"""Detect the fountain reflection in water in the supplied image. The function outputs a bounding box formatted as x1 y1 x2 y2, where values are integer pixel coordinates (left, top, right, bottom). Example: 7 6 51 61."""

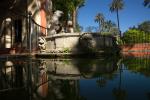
0 56 150 100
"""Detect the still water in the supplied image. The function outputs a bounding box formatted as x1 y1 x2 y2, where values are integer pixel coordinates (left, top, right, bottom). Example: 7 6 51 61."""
0 56 150 100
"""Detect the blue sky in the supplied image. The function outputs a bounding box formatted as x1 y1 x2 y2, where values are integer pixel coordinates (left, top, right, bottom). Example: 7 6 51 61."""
78 0 150 33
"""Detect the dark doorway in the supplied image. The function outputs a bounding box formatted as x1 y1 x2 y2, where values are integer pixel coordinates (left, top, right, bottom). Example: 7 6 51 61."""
14 19 22 43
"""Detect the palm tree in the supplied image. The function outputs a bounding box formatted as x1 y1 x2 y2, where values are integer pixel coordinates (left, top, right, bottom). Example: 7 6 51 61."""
113 59 127 100
104 20 116 32
144 0 150 8
110 0 124 37
94 13 105 33
69 0 85 31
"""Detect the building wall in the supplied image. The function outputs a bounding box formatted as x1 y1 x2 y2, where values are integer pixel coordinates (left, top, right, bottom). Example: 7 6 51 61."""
0 0 50 51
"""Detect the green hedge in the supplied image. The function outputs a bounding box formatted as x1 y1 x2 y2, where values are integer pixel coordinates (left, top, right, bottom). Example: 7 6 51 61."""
122 29 150 44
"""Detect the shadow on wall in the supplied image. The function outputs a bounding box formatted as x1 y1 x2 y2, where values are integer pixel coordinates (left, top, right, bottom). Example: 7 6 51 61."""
78 33 118 54
45 33 119 55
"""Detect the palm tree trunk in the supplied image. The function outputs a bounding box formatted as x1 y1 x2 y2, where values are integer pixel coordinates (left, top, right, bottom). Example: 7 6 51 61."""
99 21 101 33
72 8 77 30
116 9 121 37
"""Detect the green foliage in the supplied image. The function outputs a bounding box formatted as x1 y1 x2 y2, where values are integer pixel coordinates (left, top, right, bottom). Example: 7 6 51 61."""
110 27 120 36
109 0 124 37
116 36 123 45
52 0 69 23
102 20 119 36
101 32 112 35
138 20 150 33
103 20 116 32
123 57 150 76
94 13 119 36
122 29 150 44
144 0 150 8
52 0 85 29
63 48 71 53
95 13 105 32
109 0 124 12
122 21 150 44
85 26 97 32
75 23 83 32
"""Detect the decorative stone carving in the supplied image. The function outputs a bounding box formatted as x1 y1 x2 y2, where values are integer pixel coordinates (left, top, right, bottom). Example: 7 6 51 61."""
67 20 74 33
48 10 63 35
38 36 47 53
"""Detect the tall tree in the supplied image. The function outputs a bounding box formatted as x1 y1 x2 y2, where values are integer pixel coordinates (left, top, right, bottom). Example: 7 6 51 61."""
138 21 150 33
104 20 116 32
52 0 85 31
94 13 105 33
69 0 85 31
85 26 95 32
144 0 150 8
52 0 69 28
110 0 124 37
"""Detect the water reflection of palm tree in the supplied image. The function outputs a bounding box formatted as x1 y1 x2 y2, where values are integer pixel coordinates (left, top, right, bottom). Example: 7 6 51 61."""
113 59 127 100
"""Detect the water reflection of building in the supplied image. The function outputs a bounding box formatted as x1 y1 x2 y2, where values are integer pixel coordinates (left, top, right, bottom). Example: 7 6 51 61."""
0 58 30 100
0 57 119 100
0 59 25 89
0 0 51 54
0 58 48 100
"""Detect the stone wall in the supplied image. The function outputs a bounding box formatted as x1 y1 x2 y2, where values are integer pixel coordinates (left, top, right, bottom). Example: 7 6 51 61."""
45 33 116 53
46 33 81 52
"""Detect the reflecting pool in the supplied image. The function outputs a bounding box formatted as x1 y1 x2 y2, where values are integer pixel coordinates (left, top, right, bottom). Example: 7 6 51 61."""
0 56 150 100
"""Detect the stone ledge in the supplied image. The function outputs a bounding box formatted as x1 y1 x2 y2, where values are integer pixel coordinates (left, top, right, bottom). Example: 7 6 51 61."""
46 32 81 40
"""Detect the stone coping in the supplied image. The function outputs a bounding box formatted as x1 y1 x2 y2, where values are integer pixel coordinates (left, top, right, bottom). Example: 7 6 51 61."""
46 32 82 39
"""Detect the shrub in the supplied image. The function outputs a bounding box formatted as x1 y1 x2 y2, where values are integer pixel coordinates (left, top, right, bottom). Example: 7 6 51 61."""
122 29 150 44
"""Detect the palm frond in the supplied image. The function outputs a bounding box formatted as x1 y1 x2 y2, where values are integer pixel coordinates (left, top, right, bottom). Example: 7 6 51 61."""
110 0 124 12
144 0 150 8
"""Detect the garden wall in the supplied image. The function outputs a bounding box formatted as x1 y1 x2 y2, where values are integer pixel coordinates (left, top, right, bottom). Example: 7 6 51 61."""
45 33 115 53
121 43 150 57
121 43 150 52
